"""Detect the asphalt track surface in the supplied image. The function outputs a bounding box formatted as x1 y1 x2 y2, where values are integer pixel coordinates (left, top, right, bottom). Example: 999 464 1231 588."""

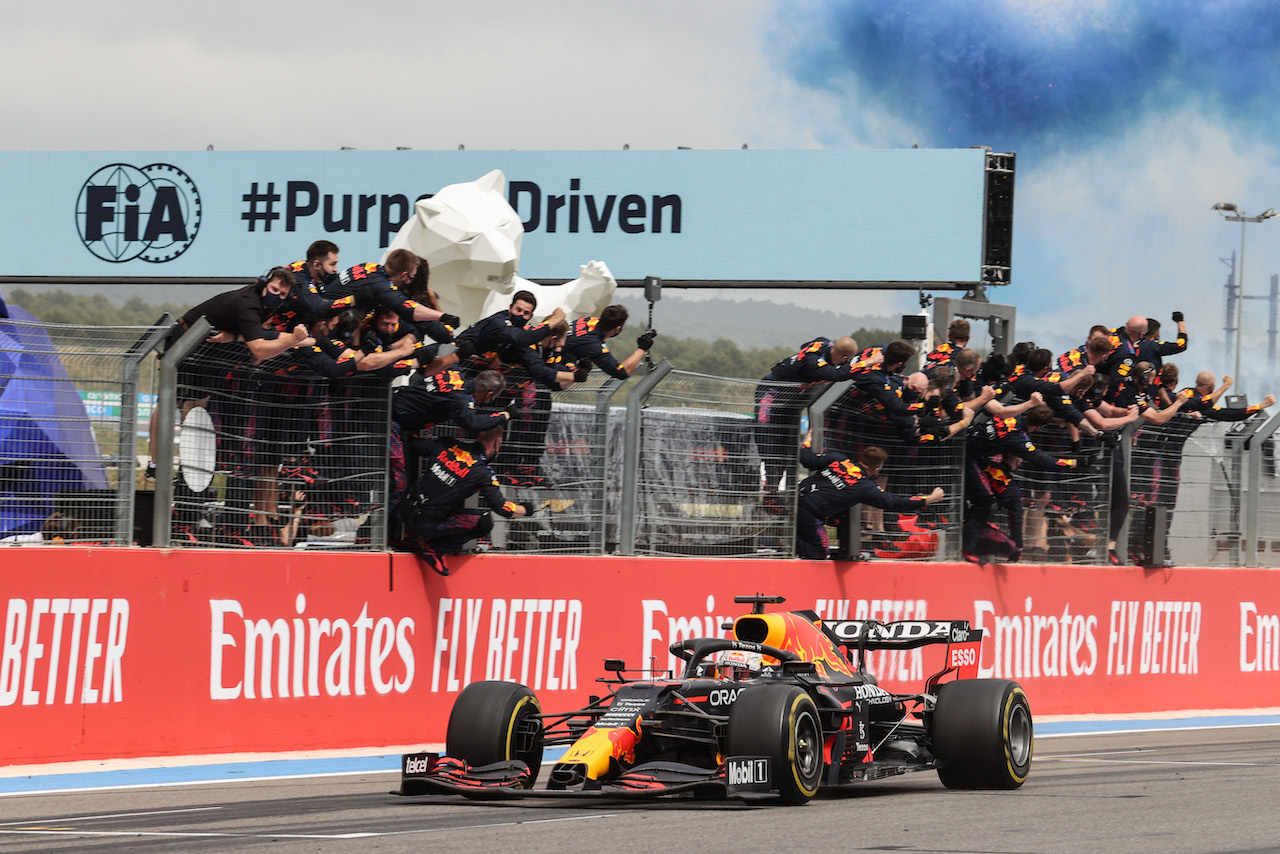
2 724 1279 854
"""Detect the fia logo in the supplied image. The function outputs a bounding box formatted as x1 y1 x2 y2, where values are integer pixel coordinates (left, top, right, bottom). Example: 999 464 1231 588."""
76 163 202 263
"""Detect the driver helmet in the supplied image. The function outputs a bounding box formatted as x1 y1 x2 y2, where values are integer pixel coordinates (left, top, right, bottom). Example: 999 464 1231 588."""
706 649 763 681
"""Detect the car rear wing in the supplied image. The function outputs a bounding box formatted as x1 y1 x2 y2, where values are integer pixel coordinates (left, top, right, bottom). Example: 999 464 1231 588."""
821 619 983 684
822 619 979 649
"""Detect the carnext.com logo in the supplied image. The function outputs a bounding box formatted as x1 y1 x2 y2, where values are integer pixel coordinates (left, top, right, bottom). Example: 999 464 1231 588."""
75 163 202 262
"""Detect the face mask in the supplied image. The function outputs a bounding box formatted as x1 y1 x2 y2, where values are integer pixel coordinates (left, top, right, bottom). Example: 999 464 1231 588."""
263 291 286 310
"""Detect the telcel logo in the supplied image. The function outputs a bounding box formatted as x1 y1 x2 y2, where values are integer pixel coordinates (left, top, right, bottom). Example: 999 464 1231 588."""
76 163 202 262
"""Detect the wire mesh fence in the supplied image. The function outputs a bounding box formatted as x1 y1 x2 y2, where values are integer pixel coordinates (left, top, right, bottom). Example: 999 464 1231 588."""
623 369 787 557
4 310 1280 566
1012 421 1110 565
818 387 965 561
0 317 162 546
1133 419 1248 567
163 338 393 549
1249 426 1280 568
486 375 622 555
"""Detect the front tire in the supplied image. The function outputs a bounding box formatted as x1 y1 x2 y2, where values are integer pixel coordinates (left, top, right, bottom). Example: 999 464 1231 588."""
727 685 824 804
932 679 1032 789
446 681 544 783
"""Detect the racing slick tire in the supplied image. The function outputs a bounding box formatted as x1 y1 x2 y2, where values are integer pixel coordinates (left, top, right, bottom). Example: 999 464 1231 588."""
931 679 1032 789
446 681 545 783
727 684 823 804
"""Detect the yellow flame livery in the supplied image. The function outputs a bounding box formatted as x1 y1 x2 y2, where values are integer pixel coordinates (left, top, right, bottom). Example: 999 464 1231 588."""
732 611 857 680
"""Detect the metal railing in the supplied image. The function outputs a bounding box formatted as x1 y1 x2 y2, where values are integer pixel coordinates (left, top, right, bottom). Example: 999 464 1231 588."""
618 365 791 557
816 384 967 561
489 375 625 554
156 322 395 550
0 317 167 546
1012 421 1111 565
2 313 1278 566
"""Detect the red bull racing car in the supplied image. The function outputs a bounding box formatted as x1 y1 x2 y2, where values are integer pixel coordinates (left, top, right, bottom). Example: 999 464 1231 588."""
398 595 1032 804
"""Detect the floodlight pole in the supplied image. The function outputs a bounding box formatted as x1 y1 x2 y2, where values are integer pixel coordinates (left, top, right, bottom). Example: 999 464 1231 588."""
1214 203 1277 393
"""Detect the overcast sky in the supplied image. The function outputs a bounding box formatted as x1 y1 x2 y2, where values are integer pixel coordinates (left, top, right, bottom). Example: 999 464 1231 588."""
7 0 1280 390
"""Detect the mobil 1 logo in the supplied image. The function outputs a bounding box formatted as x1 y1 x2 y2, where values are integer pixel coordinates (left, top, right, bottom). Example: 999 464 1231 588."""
76 163 202 262
725 756 771 793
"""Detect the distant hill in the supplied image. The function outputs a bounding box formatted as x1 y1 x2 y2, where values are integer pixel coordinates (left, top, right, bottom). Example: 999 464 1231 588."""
614 294 902 350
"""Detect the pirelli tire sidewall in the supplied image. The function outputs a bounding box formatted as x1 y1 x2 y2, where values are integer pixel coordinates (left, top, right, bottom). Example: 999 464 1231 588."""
727 684 824 804
445 680 545 782
932 678 1033 789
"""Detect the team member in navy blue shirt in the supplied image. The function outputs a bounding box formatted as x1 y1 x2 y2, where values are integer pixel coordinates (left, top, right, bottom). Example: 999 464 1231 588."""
1137 313 1188 372
756 336 867 493
563 304 655 380
794 442 944 559
394 427 535 574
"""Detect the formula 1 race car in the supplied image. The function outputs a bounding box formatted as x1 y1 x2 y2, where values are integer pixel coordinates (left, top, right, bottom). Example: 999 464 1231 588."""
398 595 1032 804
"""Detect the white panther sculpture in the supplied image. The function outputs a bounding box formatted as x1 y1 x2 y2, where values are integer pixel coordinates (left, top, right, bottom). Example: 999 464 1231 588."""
479 261 618 323
385 169 616 325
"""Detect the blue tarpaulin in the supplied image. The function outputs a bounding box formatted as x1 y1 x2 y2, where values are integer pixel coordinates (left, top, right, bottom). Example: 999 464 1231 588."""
0 306 109 535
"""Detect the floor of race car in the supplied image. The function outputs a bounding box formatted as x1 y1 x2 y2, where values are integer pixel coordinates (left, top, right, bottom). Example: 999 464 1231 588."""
4 712 1280 796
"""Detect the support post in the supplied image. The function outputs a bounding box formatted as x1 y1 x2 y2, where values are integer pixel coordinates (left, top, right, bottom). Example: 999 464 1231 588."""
618 360 673 555
151 318 212 547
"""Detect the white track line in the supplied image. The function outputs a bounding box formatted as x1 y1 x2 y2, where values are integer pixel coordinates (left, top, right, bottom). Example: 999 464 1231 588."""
1038 757 1278 767
0 807 221 826
0 812 617 840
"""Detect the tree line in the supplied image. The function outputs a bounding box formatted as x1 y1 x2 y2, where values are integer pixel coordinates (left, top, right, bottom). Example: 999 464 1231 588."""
4 287 895 381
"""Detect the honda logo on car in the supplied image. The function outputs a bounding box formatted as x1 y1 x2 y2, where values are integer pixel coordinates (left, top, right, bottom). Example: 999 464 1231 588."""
825 620 966 642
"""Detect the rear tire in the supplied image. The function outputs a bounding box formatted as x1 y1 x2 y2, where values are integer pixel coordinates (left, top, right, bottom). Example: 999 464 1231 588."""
932 679 1032 789
727 684 824 804
446 681 544 783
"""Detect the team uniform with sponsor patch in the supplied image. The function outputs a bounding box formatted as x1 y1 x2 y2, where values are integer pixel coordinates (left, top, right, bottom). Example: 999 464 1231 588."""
393 369 508 436
755 338 868 492
923 341 962 373
563 316 632 379
964 415 1078 559
1055 344 1089 376
396 438 523 568
995 364 1090 429
307 263 455 343
1137 328 1189 371
794 443 932 559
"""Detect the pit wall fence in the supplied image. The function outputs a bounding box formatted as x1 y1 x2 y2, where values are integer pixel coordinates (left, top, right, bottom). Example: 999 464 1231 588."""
3 547 1278 766
8 313 1280 568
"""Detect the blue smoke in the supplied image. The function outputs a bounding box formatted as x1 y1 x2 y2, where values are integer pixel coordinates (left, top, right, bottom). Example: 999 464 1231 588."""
774 1 1280 154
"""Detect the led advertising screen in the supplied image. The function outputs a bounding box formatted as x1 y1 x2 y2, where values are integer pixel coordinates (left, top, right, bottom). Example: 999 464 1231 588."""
0 149 992 284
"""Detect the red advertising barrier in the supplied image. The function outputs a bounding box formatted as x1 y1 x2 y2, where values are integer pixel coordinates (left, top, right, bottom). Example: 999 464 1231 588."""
3 547 1279 765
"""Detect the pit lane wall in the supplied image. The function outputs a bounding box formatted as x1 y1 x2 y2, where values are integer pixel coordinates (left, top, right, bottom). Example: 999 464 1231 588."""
3 548 1279 766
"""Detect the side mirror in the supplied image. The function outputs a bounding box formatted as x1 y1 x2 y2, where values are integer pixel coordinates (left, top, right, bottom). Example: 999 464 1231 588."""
603 659 626 673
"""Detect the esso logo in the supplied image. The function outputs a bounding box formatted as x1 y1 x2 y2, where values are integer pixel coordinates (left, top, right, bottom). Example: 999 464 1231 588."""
950 647 977 668
709 687 744 706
